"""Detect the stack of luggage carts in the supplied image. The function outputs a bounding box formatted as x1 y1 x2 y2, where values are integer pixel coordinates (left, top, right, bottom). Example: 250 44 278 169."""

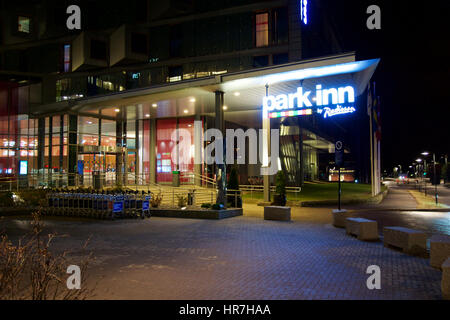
44 189 151 220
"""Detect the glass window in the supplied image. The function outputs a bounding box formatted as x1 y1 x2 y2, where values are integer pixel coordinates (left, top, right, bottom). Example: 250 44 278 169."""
156 119 177 182
100 119 116 137
79 134 98 146
78 116 98 135
18 16 30 33
273 52 289 65
138 119 150 183
178 118 195 182
63 44 71 72
253 55 269 68
168 66 182 82
100 136 116 147
273 7 289 45
255 13 269 47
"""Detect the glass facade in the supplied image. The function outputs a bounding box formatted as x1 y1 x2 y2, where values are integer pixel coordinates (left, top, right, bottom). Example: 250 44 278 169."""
0 83 38 189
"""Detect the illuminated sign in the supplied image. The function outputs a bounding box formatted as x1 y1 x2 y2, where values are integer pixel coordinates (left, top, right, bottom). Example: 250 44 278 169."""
300 0 308 25
262 84 356 119
318 106 356 118
19 160 28 175
269 109 312 119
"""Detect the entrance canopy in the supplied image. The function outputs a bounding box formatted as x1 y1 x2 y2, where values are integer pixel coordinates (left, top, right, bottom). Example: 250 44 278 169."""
35 52 379 129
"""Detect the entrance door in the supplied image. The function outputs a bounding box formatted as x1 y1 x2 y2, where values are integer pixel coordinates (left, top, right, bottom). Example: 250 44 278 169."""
78 152 117 187
126 151 136 184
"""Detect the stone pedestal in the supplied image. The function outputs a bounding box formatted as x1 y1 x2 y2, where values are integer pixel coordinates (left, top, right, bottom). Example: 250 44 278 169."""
331 209 353 228
345 217 379 241
442 258 450 300
383 226 427 255
264 206 291 221
430 234 450 269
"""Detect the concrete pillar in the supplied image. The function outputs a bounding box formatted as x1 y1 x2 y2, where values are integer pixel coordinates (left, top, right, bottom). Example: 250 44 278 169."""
194 114 202 186
135 119 139 185
37 117 45 177
115 110 124 186
215 91 226 207
68 114 78 187
263 84 271 202
149 118 156 184
299 126 304 186
48 116 53 186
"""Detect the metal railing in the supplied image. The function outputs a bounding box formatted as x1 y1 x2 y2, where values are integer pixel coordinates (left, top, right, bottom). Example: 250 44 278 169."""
237 185 301 200
179 172 217 188
1 172 303 204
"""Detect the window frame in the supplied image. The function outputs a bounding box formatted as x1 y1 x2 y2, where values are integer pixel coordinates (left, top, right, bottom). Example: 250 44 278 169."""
254 11 270 48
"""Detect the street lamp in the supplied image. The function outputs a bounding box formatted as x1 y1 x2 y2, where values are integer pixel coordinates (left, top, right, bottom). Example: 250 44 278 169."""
415 159 423 191
420 151 438 204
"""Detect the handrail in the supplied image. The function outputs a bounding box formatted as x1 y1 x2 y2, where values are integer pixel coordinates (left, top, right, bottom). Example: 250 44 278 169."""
180 172 217 188
238 184 301 192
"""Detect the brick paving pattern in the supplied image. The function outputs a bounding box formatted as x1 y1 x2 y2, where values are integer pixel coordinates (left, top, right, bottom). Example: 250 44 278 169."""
27 208 442 300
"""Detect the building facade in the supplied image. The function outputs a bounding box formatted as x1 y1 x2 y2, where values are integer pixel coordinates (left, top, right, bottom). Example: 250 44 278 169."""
0 0 375 190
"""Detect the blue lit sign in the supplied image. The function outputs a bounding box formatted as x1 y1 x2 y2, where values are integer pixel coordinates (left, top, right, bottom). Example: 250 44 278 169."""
300 0 308 25
262 84 356 119
19 160 28 175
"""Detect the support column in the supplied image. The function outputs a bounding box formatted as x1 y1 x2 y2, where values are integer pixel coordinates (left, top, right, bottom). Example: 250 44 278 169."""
135 119 139 185
263 84 271 202
115 110 125 186
68 114 78 187
48 116 53 186
215 91 226 207
37 118 45 181
194 114 202 186
149 118 156 184
299 126 304 186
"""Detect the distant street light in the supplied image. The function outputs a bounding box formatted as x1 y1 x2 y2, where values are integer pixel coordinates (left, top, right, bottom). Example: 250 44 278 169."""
419 151 438 203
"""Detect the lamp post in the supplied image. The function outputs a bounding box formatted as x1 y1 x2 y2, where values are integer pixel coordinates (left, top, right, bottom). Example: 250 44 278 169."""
433 152 438 204
416 158 422 192
421 152 430 196
420 151 438 204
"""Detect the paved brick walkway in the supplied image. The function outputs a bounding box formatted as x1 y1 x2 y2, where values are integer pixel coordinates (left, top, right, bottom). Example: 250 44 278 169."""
14 206 440 300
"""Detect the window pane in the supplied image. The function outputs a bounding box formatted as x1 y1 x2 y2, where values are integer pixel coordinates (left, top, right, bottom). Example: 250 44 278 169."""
255 13 269 47
64 44 71 72
18 16 30 33
156 119 177 182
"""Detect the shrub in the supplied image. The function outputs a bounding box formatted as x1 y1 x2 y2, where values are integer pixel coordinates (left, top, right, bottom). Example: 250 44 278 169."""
275 171 287 195
176 194 188 208
227 165 240 190
211 203 223 210
150 192 163 208
17 189 48 207
0 191 15 207
201 203 212 209
0 212 95 300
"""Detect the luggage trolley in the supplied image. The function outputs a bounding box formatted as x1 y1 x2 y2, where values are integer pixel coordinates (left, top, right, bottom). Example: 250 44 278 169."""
142 192 151 218
112 194 124 219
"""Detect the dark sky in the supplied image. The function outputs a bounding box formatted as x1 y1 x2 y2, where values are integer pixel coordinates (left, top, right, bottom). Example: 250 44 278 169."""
323 0 450 171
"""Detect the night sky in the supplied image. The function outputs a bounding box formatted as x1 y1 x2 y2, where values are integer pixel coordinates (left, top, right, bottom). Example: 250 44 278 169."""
324 0 450 172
